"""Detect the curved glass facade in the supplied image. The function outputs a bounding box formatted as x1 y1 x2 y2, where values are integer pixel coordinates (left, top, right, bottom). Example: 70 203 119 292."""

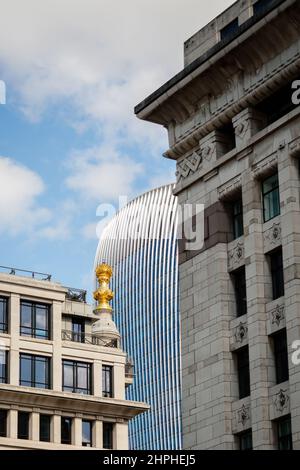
95 184 181 450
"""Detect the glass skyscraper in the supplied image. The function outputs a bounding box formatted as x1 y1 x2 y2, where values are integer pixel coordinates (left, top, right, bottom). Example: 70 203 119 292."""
95 184 181 450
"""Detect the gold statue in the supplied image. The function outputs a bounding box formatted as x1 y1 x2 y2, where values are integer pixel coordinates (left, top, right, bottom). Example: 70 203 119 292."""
93 263 114 312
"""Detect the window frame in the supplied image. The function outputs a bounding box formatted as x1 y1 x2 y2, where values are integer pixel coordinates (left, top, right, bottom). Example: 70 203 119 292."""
0 409 7 438
277 415 293 450
0 350 8 384
39 414 51 442
62 360 92 395
82 420 93 447
232 266 247 318
20 300 51 340
103 422 114 450
232 198 244 240
20 353 51 389
262 173 280 223
238 429 253 450
18 411 30 440
102 365 113 398
0 296 8 334
273 329 289 385
269 248 284 300
236 347 251 399
61 416 72 445
71 318 85 343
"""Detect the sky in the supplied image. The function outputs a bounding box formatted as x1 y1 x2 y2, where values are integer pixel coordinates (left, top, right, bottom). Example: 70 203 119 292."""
0 0 233 298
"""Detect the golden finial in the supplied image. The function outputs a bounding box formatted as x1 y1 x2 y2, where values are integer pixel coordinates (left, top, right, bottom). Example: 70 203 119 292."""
93 263 114 312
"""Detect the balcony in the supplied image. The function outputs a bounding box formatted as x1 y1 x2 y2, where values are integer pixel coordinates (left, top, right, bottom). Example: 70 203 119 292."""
65 287 87 303
0 265 51 281
61 330 118 348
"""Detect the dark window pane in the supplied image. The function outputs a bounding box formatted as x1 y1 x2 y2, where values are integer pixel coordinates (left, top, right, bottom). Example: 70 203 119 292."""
220 18 239 41
262 174 280 222
270 249 284 300
0 410 7 437
273 330 289 384
232 199 244 239
232 267 247 317
72 319 85 343
103 422 113 449
253 0 274 16
82 420 92 447
40 415 51 442
239 430 252 450
278 416 293 450
0 351 8 384
0 297 8 333
18 412 30 440
237 347 250 399
102 365 113 398
61 417 72 445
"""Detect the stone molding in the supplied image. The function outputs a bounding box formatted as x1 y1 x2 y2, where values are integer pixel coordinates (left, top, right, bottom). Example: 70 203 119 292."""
228 240 244 272
263 222 282 253
218 176 242 201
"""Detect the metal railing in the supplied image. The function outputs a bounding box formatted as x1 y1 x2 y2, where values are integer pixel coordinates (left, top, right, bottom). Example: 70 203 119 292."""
61 329 118 348
65 287 87 303
0 265 51 281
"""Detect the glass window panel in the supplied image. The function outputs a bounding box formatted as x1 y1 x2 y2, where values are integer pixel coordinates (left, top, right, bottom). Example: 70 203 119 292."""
40 415 51 442
18 412 29 440
0 410 7 437
63 362 74 388
103 422 113 449
61 417 72 444
82 420 92 447
35 357 48 388
20 355 32 385
77 365 88 390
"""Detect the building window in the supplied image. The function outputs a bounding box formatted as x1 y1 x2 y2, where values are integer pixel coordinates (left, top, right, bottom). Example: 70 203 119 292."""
18 412 30 440
61 417 72 445
232 267 247 317
0 410 7 437
232 199 244 239
72 318 85 343
20 354 50 389
40 414 51 442
277 416 293 450
0 351 8 384
262 174 280 222
0 297 8 333
20 300 50 339
238 429 253 450
102 365 113 398
269 248 284 300
273 329 289 384
82 420 93 447
253 0 274 16
62 360 92 395
220 18 239 41
236 347 250 399
103 422 114 449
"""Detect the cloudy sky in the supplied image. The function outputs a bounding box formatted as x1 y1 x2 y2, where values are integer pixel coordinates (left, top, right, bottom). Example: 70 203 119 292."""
0 0 233 296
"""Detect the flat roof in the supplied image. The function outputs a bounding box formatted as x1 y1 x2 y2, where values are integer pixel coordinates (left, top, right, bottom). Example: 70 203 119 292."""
134 0 287 116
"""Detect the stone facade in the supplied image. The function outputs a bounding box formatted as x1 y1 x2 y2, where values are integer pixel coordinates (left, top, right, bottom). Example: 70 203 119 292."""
0 271 148 449
136 0 300 449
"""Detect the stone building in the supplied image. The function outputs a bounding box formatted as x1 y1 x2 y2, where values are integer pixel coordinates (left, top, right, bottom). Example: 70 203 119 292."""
0 264 148 449
136 0 300 449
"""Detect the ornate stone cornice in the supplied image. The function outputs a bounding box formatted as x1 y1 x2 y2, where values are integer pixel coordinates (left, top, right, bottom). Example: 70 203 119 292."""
218 176 242 201
176 151 202 182
252 154 278 180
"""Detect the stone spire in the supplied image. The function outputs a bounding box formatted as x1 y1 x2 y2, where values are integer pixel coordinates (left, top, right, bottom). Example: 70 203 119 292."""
92 263 120 344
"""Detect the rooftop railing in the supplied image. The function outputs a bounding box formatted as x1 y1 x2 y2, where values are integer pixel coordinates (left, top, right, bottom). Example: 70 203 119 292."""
0 265 52 281
65 287 87 303
61 329 118 348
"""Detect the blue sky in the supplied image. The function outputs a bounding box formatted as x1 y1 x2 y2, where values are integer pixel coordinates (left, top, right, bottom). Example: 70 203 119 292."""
0 0 232 299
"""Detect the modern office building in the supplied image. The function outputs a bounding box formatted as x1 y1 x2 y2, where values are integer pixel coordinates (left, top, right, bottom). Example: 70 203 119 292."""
96 184 181 449
0 264 148 449
136 0 300 450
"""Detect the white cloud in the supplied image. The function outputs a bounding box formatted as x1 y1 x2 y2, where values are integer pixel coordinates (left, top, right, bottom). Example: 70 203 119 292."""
66 145 143 201
0 157 50 235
